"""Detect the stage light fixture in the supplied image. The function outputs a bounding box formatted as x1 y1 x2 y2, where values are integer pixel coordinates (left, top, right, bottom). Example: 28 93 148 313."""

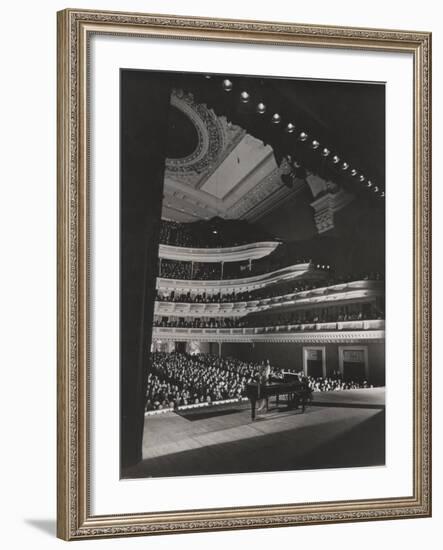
256 102 266 114
222 79 233 92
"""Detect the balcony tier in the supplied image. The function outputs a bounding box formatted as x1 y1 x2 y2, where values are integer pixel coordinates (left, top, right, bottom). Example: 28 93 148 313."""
155 280 384 317
152 320 385 343
158 241 280 263
156 262 320 292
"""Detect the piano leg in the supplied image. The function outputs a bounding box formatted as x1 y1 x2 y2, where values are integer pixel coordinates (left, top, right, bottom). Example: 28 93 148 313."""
251 398 256 421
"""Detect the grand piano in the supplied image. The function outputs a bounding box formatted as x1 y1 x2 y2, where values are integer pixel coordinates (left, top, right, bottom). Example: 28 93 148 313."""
246 374 312 421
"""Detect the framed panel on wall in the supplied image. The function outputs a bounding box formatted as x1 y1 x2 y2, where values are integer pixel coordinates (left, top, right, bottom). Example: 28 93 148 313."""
57 8 431 540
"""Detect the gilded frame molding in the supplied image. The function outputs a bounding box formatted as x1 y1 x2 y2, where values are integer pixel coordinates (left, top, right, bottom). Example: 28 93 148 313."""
57 8 432 540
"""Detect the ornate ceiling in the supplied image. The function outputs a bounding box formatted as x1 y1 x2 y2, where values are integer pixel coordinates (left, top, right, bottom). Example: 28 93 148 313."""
162 90 298 223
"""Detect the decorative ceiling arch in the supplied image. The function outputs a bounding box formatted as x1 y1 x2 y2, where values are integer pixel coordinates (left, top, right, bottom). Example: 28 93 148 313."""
161 91 354 228
165 89 245 184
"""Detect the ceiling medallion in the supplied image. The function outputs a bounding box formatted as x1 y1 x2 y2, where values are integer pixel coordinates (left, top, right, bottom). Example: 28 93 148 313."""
165 89 243 180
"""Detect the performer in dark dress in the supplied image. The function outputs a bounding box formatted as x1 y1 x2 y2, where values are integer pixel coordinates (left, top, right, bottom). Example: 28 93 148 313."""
256 360 271 413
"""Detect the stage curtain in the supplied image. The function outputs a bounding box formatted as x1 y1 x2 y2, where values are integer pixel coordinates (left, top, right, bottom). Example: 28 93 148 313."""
120 70 172 472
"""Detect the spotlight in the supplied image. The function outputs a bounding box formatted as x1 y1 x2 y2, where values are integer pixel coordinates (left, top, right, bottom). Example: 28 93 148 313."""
299 131 308 141
332 155 340 164
381 191 385 198
205 75 212 79
341 162 349 170
286 122 295 133
311 140 320 149
272 113 281 124
351 169 358 176
322 148 330 157
366 180 373 188
359 174 366 182
256 102 266 114
240 91 250 103
374 186 379 192
222 79 233 92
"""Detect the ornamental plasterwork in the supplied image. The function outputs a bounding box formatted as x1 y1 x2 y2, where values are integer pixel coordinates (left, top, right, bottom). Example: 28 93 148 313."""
163 95 306 222
165 89 245 186
229 155 309 221
313 207 335 234
228 166 290 219
151 328 385 344
311 189 354 234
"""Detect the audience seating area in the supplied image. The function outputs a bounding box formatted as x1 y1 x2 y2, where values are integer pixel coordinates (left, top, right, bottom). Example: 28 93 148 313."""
159 219 274 248
145 352 375 411
149 225 384 413
155 272 384 304
241 304 385 328
158 256 313 280
153 302 384 330
146 352 258 410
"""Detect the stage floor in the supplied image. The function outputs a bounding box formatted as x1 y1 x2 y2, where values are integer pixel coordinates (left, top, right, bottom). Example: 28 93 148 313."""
125 388 385 479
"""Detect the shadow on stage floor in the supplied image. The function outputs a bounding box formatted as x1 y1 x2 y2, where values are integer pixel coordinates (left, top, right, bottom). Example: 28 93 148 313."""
176 407 244 421
309 401 385 410
124 390 385 479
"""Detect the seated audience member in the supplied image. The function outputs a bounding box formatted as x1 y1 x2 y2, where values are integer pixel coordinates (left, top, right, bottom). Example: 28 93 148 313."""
145 352 376 411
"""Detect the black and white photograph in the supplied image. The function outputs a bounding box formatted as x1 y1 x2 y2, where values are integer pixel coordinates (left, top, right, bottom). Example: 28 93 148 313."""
1 0 438 545
120 70 386 479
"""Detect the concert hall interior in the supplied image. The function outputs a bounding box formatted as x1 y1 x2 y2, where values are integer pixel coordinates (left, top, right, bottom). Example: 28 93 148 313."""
120 70 386 478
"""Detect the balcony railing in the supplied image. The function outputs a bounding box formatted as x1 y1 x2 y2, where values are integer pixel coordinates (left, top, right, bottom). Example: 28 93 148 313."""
158 241 280 263
154 280 384 317
156 262 316 292
151 320 385 343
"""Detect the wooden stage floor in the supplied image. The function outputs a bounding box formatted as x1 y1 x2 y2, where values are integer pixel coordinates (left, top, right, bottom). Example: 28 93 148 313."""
124 388 385 479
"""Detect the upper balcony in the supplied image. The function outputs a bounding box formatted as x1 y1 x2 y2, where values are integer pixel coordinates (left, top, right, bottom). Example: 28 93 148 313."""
154 279 384 317
158 241 280 263
156 262 318 292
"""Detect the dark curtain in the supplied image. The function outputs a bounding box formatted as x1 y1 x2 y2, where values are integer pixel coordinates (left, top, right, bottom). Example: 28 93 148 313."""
120 70 171 472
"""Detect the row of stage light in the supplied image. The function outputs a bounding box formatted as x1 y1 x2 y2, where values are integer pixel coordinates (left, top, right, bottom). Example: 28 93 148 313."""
212 77 384 199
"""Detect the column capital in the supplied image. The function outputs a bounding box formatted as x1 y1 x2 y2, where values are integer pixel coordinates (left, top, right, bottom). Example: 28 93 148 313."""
310 189 354 234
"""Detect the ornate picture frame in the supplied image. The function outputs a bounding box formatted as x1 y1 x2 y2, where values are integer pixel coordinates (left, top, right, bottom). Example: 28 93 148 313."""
57 8 431 540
